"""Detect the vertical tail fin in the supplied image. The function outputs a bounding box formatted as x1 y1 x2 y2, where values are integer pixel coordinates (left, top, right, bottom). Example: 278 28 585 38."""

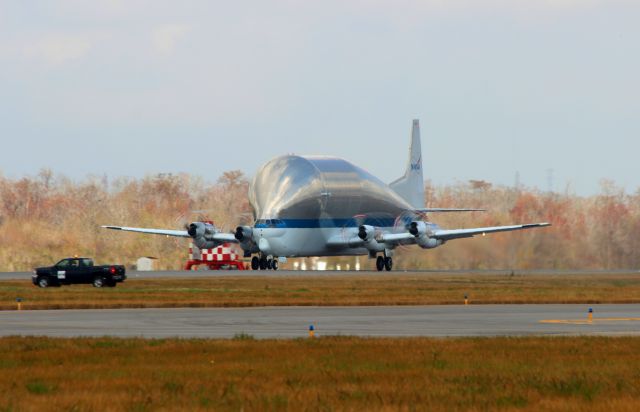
389 119 425 208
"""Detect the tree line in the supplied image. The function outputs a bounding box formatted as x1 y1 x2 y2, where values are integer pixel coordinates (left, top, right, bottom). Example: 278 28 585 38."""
0 169 637 271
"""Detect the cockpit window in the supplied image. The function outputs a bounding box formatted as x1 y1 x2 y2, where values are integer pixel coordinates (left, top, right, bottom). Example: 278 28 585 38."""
256 219 284 228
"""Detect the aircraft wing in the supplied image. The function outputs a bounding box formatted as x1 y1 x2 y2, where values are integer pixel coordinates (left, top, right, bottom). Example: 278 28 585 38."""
102 226 190 237
102 225 239 243
376 232 414 243
415 208 485 213
432 223 551 241
207 233 238 242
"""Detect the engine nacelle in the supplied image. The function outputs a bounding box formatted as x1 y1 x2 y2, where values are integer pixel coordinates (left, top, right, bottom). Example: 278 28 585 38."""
358 225 376 241
234 226 253 241
417 236 443 249
188 222 222 249
408 221 442 249
193 239 220 249
188 222 218 237
204 223 218 235
235 225 259 256
188 222 205 238
408 221 428 237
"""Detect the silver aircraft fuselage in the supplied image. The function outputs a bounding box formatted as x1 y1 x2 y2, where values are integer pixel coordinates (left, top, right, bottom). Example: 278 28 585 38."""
248 155 433 257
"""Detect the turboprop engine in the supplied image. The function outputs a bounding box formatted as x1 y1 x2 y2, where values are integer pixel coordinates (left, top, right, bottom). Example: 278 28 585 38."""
358 225 376 242
187 222 222 249
234 226 253 242
354 224 386 253
408 221 443 249
234 226 259 256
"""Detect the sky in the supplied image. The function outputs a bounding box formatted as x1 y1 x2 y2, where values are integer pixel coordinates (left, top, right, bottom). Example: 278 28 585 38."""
0 0 638 195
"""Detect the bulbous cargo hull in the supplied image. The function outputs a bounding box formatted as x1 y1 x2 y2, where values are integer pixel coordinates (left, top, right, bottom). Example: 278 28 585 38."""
248 155 415 257
249 155 413 225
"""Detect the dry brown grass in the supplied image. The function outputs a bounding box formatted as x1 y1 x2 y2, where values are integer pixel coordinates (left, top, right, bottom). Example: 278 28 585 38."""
1 336 639 411
2 273 640 310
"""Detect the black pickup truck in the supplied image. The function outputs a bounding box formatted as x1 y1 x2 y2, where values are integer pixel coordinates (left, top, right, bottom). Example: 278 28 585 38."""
32 258 126 288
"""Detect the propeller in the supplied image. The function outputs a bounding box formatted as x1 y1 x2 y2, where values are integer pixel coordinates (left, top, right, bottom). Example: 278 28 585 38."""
173 209 214 249
339 213 370 243
391 210 417 251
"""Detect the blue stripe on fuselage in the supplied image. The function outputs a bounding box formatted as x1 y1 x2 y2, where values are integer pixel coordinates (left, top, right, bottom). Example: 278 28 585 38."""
254 217 413 229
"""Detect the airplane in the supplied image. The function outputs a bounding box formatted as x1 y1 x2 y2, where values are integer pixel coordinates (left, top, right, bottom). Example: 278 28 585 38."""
103 120 550 271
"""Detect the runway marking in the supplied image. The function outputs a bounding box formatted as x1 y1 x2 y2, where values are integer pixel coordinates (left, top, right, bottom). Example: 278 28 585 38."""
540 317 640 325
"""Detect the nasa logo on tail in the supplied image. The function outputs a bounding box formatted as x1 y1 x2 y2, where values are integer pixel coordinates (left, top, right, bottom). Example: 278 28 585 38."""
410 156 422 171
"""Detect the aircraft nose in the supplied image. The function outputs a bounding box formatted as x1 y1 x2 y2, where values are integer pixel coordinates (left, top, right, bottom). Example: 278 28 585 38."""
258 238 272 255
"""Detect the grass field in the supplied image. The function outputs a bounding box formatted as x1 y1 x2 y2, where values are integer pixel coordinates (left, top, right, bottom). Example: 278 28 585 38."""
1 336 639 411
2 273 640 310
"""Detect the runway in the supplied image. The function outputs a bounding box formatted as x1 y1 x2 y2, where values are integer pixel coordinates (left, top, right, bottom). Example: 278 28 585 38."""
1 304 639 339
2 269 638 281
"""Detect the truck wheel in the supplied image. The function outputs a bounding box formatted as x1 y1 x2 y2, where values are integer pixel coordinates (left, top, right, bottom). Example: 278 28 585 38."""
93 276 105 288
37 277 49 288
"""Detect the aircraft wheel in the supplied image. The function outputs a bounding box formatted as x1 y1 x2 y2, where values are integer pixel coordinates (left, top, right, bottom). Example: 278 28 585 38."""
251 256 259 270
375 256 384 271
384 257 393 271
267 259 273 270
259 257 268 270
272 260 278 271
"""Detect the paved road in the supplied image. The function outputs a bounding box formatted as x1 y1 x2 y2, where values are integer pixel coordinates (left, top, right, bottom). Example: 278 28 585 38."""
1 304 639 339
2 269 639 281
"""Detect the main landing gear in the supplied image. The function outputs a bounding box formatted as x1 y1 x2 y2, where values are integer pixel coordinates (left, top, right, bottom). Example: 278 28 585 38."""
375 255 393 272
251 255 279 271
